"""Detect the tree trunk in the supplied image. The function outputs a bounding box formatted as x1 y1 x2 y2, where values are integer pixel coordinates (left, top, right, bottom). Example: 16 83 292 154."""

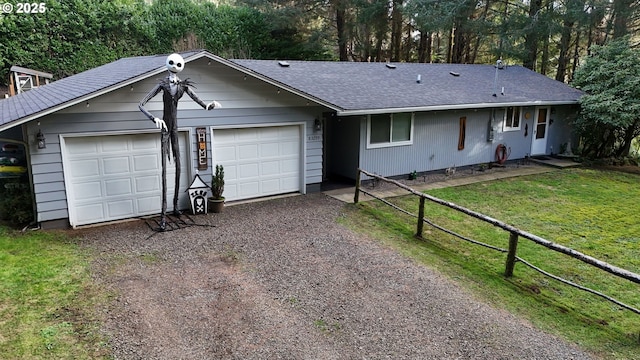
404 23 412 62
569 31 581 82
418 30 431 63
612 0 633 39
390 0 403 62
336 6 348 61
617 121 640 157
523 0 542 70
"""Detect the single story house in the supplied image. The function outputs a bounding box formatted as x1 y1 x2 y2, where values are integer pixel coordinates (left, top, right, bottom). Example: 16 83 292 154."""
0 50 582 229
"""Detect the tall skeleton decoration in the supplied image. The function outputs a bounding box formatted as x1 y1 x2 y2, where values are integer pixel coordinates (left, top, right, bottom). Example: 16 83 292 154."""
139 53 221 230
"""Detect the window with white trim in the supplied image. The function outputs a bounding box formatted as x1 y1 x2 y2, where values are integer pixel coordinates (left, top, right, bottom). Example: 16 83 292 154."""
367 113 414 148
503 107 522 131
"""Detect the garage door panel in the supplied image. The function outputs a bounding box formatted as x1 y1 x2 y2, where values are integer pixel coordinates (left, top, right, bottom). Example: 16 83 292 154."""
280 141 299 154
74 182 103 200
239 163 259 179
261 160 280 176
135 176 160 192
281 176 299 190
101 137 130 153
213 131 236 144
132 135 159 150
133 154 159 172
105 178 133 196
223 165 238 181
67 140 98 155
237 129 259 141
107 199 134 217
260 127 279 139
279 126 299 137
224 184 238 199
213 125 301 202
137 197 159 213
215 145 237 162
103 157 130 175
76 203 104 223
261 179 280 193
281 159 298 173
239 182 259 197
260 143 279 157
70 159 100 178
238 144 258 160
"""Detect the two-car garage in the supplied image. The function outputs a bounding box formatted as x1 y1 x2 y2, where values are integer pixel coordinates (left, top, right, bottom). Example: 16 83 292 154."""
61 124 303 227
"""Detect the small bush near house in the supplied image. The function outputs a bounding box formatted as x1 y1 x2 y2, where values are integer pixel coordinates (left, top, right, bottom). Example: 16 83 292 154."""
0 179 33 227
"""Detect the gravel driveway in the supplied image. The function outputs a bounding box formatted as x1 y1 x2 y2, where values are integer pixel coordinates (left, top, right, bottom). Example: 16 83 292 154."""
79 193 594 359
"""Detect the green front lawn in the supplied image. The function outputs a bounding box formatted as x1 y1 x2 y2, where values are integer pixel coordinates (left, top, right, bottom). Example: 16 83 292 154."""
344 168 640 359
0 228 108 359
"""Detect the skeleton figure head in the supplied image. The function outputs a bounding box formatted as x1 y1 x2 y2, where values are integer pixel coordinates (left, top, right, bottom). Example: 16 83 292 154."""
166 53 184 73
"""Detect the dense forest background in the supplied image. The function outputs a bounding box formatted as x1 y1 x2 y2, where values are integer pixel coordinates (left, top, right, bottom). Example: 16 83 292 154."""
1 0 638 86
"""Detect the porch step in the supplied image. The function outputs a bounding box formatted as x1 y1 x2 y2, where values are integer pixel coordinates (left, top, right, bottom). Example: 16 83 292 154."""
529 156 581 169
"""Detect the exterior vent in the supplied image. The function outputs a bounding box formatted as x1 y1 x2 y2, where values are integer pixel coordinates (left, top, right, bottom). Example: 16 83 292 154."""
278 61 290 67
450 71 460 77
386 63 396 69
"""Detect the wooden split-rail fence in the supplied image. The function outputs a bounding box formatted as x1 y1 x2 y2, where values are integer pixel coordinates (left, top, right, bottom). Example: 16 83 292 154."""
354 168 640 315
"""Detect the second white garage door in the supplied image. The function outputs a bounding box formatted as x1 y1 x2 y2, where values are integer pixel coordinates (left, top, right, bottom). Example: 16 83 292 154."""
212 125 302 201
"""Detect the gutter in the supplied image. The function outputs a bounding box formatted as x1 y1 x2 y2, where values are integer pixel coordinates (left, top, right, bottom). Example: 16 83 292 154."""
336 100 580 116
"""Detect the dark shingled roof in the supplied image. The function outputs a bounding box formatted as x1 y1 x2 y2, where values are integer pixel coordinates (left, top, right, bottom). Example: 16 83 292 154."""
230 60 583 115
0 51 201 130
1 50 582 131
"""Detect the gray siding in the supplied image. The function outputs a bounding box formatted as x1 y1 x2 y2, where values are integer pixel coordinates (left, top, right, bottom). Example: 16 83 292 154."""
357 105 575 179
359 109 496 178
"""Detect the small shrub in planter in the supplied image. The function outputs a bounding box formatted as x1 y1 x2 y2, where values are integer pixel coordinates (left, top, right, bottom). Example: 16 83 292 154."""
208 165 225 213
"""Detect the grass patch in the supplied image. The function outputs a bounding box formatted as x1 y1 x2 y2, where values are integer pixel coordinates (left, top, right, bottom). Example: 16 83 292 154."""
342 168 640 359
0 227 109 359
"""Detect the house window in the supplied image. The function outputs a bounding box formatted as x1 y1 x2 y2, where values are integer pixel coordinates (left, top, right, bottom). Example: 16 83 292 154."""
367 113 413 148
503 107 522 131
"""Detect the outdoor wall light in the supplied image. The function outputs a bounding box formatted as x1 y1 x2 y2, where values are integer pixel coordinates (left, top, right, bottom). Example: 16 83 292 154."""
36 130 46 149
314 118 322 131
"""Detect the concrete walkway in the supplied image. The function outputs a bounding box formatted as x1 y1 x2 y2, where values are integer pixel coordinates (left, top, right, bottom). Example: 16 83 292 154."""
324 165 560 203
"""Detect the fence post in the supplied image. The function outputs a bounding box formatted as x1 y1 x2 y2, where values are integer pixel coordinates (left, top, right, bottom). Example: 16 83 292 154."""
416 196 425 238
354 169 361 204
505 232 519 277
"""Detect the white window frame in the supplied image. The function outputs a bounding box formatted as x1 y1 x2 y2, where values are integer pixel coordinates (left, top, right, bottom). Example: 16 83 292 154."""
366 113 414 149
503 106 522 131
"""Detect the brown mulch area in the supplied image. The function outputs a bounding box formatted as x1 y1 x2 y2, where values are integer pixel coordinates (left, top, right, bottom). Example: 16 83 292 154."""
77 194 594 359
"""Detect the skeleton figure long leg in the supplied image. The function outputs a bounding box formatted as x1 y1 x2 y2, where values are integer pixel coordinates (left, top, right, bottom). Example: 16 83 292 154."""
171 128 181 216
160 130 169 228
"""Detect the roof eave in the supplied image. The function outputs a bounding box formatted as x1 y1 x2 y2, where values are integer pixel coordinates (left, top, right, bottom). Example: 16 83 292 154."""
335 100 580 116
0 52 342 133
0 52 214 133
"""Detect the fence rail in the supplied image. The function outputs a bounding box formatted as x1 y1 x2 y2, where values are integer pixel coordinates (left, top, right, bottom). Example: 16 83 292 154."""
354 168 640 315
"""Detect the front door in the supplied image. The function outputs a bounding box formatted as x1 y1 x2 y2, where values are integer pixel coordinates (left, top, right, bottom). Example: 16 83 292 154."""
531 107 549 155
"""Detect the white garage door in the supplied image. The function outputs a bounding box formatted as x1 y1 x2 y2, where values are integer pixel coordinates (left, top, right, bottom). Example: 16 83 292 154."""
63 133 188 226
213 125 302 201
